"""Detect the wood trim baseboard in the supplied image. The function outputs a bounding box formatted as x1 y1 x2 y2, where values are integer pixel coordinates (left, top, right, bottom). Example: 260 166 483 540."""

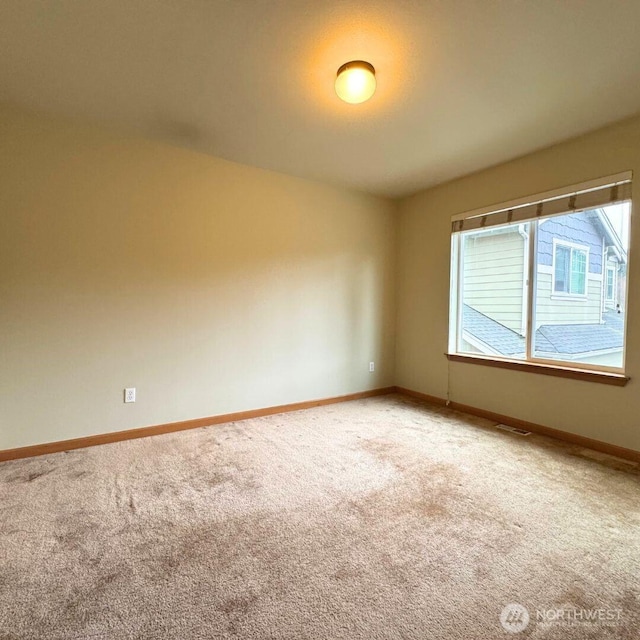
5 385 638 466
0 387 396 463
393 386 448 406
395 387 640 463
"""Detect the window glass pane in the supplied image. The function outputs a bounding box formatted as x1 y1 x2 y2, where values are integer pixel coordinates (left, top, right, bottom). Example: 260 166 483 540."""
606 268 615 300
458 224 528 359
554 244 570 292
570 249 587 294
533 204 630 369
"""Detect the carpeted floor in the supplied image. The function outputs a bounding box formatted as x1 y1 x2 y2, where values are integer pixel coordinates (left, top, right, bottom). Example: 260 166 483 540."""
1 394 639 639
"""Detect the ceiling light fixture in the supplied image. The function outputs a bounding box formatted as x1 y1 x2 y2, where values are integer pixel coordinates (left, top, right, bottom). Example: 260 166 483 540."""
335 60 376 104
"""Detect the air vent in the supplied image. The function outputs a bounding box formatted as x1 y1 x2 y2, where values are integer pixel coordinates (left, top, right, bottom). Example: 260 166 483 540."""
496 424 531 436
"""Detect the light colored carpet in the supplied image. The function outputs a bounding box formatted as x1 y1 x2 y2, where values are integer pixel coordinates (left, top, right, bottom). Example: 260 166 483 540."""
1 394 639 639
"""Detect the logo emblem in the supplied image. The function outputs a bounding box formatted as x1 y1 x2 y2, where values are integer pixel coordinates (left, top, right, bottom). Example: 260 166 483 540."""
500 603 530 634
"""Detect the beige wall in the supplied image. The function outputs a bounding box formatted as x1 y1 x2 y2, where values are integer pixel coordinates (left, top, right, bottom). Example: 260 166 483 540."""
0 108 397 450
396 113 640 452
4 104 640 454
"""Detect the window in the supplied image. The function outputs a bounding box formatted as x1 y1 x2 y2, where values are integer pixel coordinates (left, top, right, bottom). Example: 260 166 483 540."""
606 266 616 302
450 173 632 374
553 241 588 296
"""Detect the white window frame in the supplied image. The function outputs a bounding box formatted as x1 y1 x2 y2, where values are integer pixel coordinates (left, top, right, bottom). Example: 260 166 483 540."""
551 239 589 298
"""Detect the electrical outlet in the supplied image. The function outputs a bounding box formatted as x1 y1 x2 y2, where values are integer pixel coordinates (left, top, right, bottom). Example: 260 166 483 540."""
369 362 375 372
124 387 136 403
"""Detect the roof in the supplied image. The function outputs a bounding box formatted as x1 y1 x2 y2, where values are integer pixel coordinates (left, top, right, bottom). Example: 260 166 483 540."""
462 305 525 357
537 312 624 355
463 305 624 358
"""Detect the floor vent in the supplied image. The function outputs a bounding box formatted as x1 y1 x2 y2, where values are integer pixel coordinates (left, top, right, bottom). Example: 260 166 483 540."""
496 424 531 436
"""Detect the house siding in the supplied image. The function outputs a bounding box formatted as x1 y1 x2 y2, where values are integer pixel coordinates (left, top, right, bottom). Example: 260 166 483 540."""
462 229 525 334
462 215 606 337
534 272 602 325
535 211 604 325
537 211 603 273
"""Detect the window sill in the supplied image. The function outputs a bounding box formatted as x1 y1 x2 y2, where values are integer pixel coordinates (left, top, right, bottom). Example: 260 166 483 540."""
550 294 588 301
446 353 629 387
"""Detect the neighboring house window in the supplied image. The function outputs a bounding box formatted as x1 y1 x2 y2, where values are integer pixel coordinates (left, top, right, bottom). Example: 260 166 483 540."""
606 266 616 302
553 241 588 296
449 174 632 374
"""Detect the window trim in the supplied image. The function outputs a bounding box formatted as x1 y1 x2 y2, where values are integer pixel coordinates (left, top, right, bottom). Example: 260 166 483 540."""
452 171 632 225
446 353 629 386
551 238 589 297
449 179 632 377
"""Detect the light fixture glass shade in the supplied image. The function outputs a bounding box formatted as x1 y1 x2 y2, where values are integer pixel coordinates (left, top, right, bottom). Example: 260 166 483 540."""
335 60 376 104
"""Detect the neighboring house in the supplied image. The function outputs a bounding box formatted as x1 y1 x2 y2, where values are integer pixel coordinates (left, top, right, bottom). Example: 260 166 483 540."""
461 208 627 366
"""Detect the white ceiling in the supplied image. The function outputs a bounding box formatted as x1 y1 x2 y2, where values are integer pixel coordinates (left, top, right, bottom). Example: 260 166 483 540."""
2 1 640 198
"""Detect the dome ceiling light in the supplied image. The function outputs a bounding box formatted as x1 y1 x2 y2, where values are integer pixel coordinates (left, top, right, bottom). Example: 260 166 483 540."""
335 60 376 104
